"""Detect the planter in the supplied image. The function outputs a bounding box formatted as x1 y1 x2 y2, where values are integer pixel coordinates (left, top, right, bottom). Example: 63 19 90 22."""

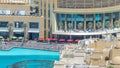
96 22 102 29
78 23 83 29
88 22 93 29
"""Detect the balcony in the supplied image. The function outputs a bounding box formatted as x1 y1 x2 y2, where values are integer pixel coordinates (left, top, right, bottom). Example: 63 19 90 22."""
0 27 9 32
13 28 24 32
0 7 41 17
53 28 120 35
28 28 39 33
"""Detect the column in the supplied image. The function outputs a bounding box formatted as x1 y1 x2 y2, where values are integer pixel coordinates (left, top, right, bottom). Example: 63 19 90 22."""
46 0 48 38
50 0 53 38
84 14 86 31
54 13 57 32
93 14 96 30
111 13 113 29
74 14 76 30
72 14 74 31
65 14 67 32
118 12 120 28
102 14 105 29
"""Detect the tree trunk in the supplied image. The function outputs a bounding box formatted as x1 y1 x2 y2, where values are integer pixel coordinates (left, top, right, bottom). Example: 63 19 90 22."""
9 23 13 41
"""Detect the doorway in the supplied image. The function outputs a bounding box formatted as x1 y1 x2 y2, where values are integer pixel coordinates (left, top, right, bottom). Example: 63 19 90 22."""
28 33 39 40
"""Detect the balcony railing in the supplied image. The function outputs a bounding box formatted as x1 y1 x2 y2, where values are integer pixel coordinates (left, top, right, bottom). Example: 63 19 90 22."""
13 28 24 32
0 13 41 17
28 28 39 32
0 27 9 31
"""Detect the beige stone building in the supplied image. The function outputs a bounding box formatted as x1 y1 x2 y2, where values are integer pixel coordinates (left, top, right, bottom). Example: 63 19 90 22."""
0 0 120 41
0 0 53 40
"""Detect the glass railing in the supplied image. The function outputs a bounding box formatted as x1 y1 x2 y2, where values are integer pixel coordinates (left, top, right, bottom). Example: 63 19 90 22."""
0 27 9 30
14 28 24 30
0 13 41 17
56 28 120 33
28 28 40 32
28 28 39 30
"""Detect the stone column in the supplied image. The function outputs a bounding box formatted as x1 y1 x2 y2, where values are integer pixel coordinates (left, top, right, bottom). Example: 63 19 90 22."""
111 13 113 29
93 14 96 30
102 14 105 29
65 14 67 32
84 14 86 31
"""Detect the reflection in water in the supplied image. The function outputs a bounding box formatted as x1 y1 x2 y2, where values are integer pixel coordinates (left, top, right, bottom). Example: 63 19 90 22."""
8 60 54 68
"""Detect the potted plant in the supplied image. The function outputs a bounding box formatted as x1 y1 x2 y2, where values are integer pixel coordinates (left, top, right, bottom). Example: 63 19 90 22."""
88 22 93 29
106 21 111 29
68 22 72 29
96 22 102 29
107 66 113 68
78 22 83 30
114 20 119 28
59 23 64 30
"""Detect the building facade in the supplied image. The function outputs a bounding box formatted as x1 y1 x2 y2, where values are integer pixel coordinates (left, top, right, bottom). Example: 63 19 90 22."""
0 0 53 40
53 0 120 39
0 0 120 40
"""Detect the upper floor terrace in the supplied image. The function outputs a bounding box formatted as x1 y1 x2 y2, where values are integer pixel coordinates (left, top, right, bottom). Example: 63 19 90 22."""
57 0 120 9
0 0 42 16
0 0 30 4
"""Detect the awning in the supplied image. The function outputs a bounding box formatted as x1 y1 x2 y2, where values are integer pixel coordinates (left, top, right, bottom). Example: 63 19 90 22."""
67 39 73 43
74 39 80 43
51 38 57 41
59 39 65 42
38 38 44 41
12 36 17 39
46 38 52 41
0 36 3 39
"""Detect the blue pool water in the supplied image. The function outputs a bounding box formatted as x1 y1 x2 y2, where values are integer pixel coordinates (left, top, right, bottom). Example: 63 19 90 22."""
0 47 60 68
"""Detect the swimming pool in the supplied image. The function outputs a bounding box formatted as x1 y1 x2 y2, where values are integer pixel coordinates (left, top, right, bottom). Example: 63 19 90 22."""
0 47 60 68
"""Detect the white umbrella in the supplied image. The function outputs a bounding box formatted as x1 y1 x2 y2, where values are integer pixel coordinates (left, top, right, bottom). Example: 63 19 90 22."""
18 37 23 40
0 36 3 39
12 36 17 40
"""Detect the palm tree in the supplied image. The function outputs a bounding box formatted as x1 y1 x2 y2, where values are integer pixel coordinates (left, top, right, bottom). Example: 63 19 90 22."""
23 23 27 42
8 23 13 41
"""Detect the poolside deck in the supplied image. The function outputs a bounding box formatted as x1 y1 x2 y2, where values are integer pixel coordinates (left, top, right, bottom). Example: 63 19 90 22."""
0 41 64 52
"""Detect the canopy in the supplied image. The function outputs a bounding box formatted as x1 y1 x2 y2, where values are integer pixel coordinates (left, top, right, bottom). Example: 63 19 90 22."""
67 39 73 43
51 38 57 41
74 39 80 43
18 37 23 40
12 36 17 39
46 38 52 41
59 39 65 42
38 38 44 41
0 36 3 39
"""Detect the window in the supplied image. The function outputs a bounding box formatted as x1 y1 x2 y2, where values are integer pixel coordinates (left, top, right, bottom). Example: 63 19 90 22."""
14 10 26 15
0 21 8 27
30 6 39 16
0 10 10 15
29 22 39 29
14 21 23 28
